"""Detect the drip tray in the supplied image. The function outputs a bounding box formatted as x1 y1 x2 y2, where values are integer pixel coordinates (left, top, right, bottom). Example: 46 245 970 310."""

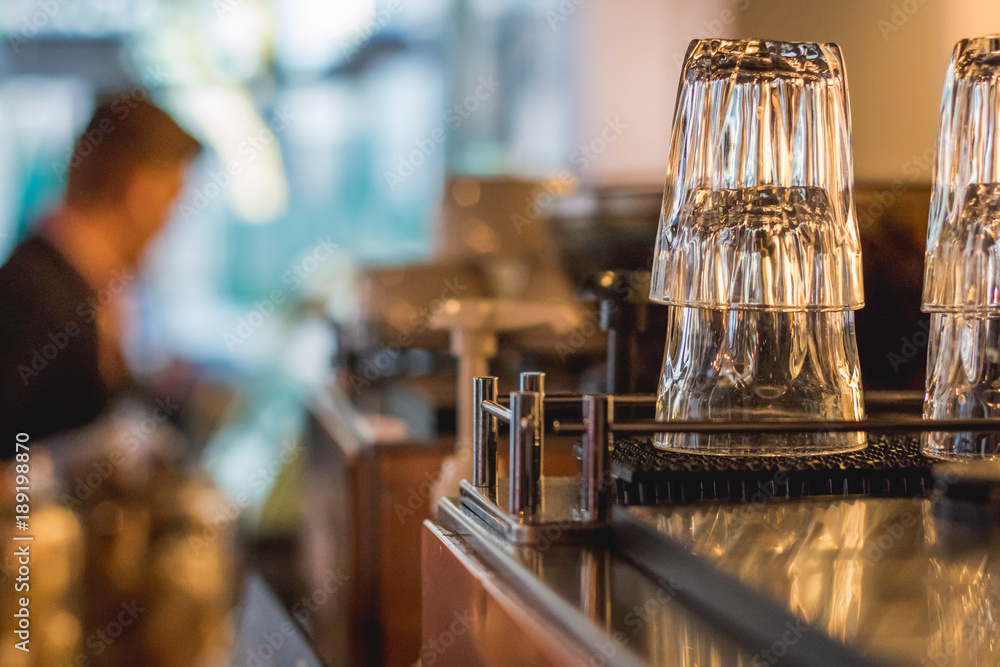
611 433 934 505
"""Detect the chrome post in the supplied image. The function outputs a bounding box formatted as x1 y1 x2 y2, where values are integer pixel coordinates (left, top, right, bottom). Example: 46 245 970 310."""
581 394 613 523
509 391 541 518
473 376 499 500
520 372 546 480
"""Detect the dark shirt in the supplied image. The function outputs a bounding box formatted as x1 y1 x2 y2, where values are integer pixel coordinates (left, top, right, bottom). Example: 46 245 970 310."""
0 236 112 450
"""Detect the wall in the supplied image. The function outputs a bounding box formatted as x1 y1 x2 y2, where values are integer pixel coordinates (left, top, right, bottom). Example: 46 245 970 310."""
576 0 1000 184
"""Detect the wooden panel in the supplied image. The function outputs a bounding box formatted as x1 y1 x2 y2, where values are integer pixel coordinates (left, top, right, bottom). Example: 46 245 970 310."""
421 521 585 667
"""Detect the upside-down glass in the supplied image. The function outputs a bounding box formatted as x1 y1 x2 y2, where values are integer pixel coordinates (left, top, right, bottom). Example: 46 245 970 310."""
922 36 1000 460
649 39 866 455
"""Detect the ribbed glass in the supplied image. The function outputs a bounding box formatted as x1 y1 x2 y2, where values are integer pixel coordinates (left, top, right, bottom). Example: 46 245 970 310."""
651 39 866 456
921 36 1000 460
649 39 863 311
923 313 1000 459
655 307 865 454
923 36 1000 313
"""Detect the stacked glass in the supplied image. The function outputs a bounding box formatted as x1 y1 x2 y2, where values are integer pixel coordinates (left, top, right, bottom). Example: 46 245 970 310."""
922 36 1000 460
649 39 866 455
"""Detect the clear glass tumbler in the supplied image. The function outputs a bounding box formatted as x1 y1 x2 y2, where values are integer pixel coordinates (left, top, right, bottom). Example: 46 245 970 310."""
922 35 1000 460
650 39 866 455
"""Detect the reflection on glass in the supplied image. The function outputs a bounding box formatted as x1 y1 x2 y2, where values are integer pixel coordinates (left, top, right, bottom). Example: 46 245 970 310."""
652 500 870 644
510 542 757 666
628 497 1000 665
925 509 1000 666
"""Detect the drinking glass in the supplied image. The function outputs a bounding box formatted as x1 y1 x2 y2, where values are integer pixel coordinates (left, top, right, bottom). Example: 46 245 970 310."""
650 39 866 455
922 36 1000 460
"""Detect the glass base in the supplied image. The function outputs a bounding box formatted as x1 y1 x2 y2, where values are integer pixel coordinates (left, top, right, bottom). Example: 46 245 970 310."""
655 308 866 456
921 432 1000 461
923 313 1000 460
653 431 867 457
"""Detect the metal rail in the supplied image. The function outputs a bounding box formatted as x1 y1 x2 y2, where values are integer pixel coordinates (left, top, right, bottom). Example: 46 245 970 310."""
552 416 1000 436
482 400 512 422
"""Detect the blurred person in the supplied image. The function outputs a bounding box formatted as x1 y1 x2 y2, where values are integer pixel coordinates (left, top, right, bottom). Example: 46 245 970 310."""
0 95 201 453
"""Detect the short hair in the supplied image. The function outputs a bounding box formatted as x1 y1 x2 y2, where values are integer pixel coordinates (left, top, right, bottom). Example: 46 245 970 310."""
65 94 202 208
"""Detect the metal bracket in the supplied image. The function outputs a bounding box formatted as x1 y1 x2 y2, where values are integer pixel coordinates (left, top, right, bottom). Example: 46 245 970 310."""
461 372 615 545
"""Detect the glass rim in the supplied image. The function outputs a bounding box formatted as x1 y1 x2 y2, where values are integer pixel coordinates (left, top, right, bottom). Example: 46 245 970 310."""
683 37 843 54
648 297 864 312
681 38 845 82
952 34 1000 81
921 305 1000 317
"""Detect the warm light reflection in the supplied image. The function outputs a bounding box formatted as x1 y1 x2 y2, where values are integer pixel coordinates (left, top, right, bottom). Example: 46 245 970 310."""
452 178 482 207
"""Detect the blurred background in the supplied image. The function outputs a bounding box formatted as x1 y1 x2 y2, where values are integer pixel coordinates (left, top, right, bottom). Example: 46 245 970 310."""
0 0 997 389
1 1 999 666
